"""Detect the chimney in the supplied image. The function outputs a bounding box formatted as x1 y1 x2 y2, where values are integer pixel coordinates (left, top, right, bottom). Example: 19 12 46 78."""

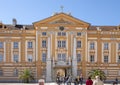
12 18 17 26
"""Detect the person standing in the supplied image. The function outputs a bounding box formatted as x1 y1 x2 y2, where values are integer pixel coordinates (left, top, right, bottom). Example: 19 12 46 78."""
93 76 104 85
79 74 83 85
86 76 93 85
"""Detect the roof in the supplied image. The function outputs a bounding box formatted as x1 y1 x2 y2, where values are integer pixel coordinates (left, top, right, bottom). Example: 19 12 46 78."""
88 26 117 31
0 24 34 30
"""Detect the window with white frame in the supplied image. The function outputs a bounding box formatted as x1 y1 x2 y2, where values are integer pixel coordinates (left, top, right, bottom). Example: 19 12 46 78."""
13 42 18 48
118 55 120 63
62 41 66 48
118 43 120 50
58 40 66 48
0 42 3 48
77 32 81 36
104 55 108 63
58 32 61 36
77 41 81 48
0 69 3 76
42 53 46 62
0 54 3 62
77 53 81 62
42 40 46 48
42 32 46 36
62 53 66 61
57 53 66 62
57 32 66 36
27 54 33 62
104 43 108 50
28 41 33 48
13 54 19 63
62 32 66 36
90 42 95 50
13 69 18 76
58 41 61 48
90 55 94 63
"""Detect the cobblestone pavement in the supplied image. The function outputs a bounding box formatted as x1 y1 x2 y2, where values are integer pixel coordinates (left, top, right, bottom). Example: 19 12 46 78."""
0 83 115 85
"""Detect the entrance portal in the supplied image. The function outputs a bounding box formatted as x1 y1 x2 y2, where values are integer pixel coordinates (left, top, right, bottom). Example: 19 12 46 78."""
56 68 66 77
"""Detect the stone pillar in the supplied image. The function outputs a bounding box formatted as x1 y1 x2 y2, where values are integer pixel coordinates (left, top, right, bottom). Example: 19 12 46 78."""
72 37 77 78
46 37 52 82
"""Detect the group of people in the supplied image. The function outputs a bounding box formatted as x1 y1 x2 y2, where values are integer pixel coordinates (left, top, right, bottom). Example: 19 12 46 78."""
86 76 103 85
56 75 103 85
56 75 84 85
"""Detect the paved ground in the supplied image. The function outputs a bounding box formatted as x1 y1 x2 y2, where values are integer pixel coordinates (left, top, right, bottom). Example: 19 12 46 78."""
0 83 117 85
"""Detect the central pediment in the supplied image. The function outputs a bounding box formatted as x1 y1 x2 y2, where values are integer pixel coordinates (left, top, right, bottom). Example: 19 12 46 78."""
33 13 90 28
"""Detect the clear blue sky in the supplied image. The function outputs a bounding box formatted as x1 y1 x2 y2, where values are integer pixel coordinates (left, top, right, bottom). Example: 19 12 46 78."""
0 0 120 26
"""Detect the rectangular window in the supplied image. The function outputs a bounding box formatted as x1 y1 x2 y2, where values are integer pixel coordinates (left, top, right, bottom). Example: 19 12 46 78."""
28 42 33 48
118 43 120 50
42 40 46 48
58 53 61 61
42 32 46 36
77 32 81 36
0 69 3 76
58 32 66 36
0 42 3 48
62 41 66 48
57 53 66 61
90 55 94 63
58 32 61 36
27 54 33 62
62 32 66 36
58 41 61 48
90 42 95 50
13 42 18 48
77 53 81 62
42 53 46 62
104 55 108 63
77 41 81 48
118 55 120 63
13 54 19 63
104 43 108 50
13 69 18 76
0 54 3 62
62 53 66 62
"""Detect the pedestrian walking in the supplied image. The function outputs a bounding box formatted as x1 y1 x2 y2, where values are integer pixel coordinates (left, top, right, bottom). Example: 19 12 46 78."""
93 76 104 85
86 76 93 85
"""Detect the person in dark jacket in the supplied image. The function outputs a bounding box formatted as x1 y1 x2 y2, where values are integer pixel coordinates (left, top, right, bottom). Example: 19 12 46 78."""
86 76 93 85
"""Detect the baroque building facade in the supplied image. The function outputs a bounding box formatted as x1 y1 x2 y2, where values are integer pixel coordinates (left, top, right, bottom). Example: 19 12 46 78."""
0 12 120 82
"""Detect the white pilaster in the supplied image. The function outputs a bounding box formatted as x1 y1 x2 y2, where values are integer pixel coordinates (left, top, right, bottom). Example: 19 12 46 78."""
72 37 77 78
46 36 52 82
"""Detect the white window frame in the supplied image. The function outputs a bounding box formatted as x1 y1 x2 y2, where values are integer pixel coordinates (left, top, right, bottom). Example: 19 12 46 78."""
77 53 81 62
104 55 108 63
90 42 95 50
28 41 33 48
77 41 81 48
27 54 33 62
90 55 94 63
13 42 18 48
13 54 19 63
42 32 47 36
42 40 46 48
104 43 109 50
42 53 46 62
0 42 3 48
77 32 81 36
0 54 3 62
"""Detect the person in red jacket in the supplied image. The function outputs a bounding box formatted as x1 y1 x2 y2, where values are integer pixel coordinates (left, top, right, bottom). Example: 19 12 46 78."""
86 76 93 85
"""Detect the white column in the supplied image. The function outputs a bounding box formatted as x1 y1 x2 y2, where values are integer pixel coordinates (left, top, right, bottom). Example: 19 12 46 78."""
46 36 52 82
72 37 77 78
